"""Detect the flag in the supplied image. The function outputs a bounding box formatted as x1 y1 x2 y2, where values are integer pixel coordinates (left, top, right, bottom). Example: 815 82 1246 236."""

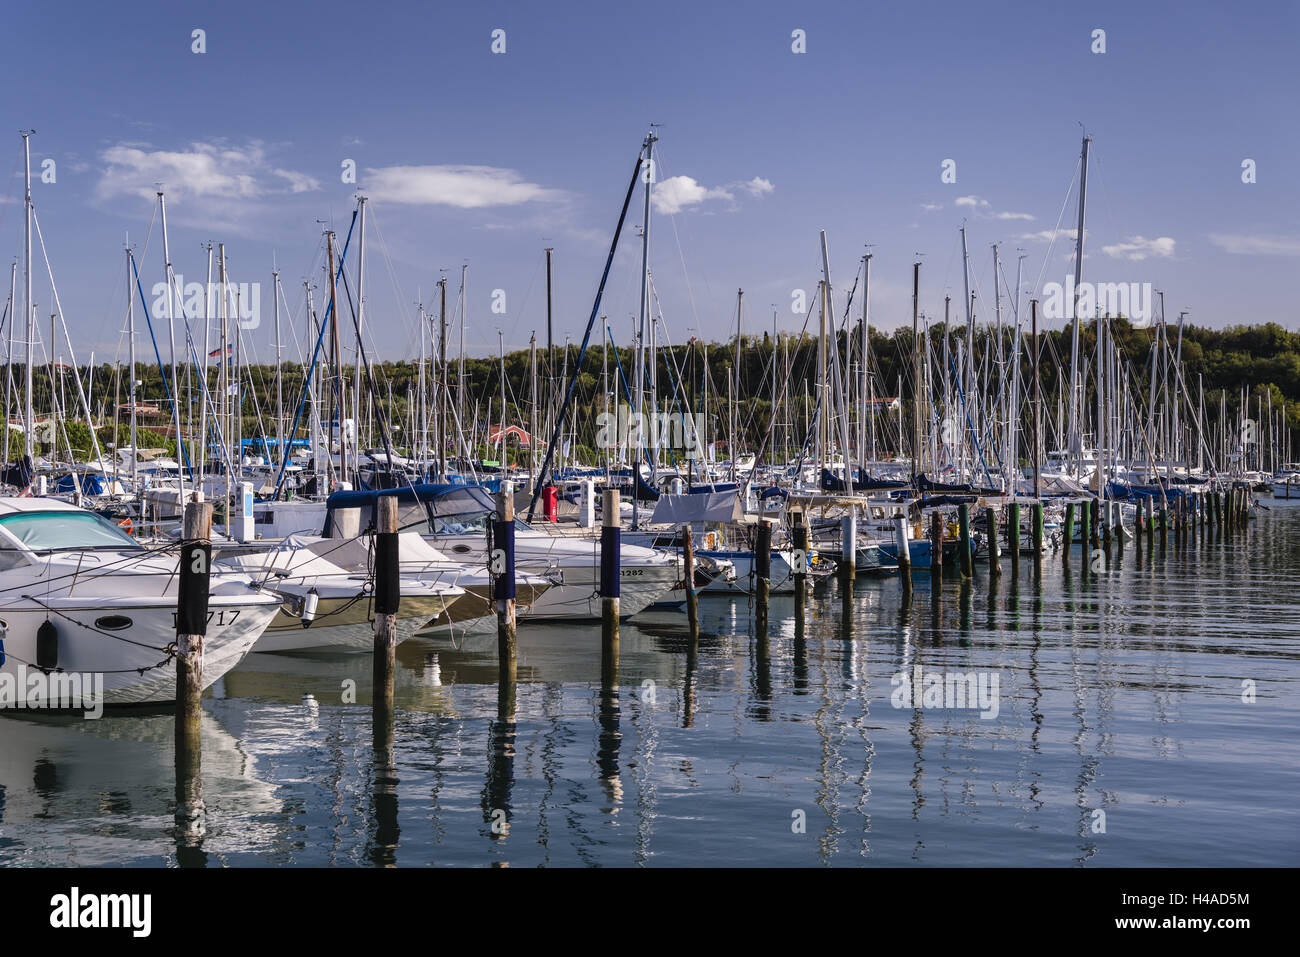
208 344 233 358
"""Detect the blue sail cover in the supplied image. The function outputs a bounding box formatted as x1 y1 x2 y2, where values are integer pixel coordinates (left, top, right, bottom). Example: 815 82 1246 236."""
821 468 910 493
56 473 105 495
1106 481 1186 501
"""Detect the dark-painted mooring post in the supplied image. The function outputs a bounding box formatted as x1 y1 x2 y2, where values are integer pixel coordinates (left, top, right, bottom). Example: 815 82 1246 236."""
754 519 772 635
1032 502 1044 570
958 503 973 579
1135 496 1144 548
600 488 620 683
682 524 699 639
373 495 401 715
372 495 402 858
1089 497 1100 548
1159 500 1169 547
493 489 517 690
1008 502 1021 578
1079 499 1091 571
792 514 808 640
1063 502 1076 563
1114 501 1124 556
930 509 944 587
985 506 1001 579
176 495 213 834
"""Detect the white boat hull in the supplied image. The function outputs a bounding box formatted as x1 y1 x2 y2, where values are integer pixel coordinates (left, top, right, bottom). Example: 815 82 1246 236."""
0 593 280 707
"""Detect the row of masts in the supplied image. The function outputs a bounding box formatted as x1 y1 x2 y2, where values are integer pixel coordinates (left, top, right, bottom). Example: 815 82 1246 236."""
4 130 1289 504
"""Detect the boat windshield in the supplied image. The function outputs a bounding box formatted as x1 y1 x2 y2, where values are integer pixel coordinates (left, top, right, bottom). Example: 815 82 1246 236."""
0 510 143 553
429 510 490 535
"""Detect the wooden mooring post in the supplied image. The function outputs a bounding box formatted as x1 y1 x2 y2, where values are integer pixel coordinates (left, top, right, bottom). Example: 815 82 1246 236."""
682 524 699 640
1079 498 1092 564
600 488 620 683
1063 502 1075 563
373 496 401 717
493 489 517 690
792 515 808 641
840 509 857 578
1007 502 1021 578
985 506 1001 579
930 509 944 587
175 495 213 834
754 519 772 635
371 495 402 858
957 503 973 579
1031 502 1044 571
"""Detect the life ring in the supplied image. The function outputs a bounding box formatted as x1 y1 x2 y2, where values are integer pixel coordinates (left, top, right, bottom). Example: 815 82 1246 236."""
118 517 134 535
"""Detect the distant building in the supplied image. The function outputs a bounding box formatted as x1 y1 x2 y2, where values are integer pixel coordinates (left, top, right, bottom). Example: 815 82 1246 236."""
487 424 538 447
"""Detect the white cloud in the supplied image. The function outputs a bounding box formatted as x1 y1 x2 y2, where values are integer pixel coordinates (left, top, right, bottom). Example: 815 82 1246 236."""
98 142 270 202
920 203 942 212
651 174 773 214
272 168 321 193
1021 228 1079 243
97 140 320 205
996 211 1034 221
652 175 731 214
955 195 989 208
1208 233 1300 256
363 164 560 208
1102 235 1175 260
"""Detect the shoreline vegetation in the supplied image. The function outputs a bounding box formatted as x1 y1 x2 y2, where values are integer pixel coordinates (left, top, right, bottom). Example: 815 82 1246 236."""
13 319 1300 465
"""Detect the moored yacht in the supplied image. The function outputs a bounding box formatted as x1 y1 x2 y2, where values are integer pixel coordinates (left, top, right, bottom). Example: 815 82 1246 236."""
0 497 281 707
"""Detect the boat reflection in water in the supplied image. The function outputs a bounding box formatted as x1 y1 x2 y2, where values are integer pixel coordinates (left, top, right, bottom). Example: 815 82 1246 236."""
2 508 1298 867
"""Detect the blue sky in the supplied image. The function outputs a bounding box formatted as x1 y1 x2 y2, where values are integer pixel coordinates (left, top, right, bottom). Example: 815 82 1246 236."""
2 0 1297 365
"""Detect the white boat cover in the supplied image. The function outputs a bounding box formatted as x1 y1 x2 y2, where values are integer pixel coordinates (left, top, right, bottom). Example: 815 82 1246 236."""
648 491 743 525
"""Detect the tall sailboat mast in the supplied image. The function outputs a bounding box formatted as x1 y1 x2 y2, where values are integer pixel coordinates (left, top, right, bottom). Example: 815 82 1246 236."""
438 276 447 479
819 230 852 495
354 197 367 468
127 246 138 487
5 260 17 466
1068 134 1092 474
158 190 185 500
859 252 871 467
198 243 213 479
632 129 655 529
274 269 284 465
911 262 921 484
731 288 742 485
544 247 554 453
22 132 34 463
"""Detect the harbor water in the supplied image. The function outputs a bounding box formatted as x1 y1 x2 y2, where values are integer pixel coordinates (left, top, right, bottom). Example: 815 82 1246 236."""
2 503 1297 867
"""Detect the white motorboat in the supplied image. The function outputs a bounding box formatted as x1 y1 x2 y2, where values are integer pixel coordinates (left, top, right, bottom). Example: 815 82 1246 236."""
325 484 681 621
0 498 281 707
217 538 464 653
